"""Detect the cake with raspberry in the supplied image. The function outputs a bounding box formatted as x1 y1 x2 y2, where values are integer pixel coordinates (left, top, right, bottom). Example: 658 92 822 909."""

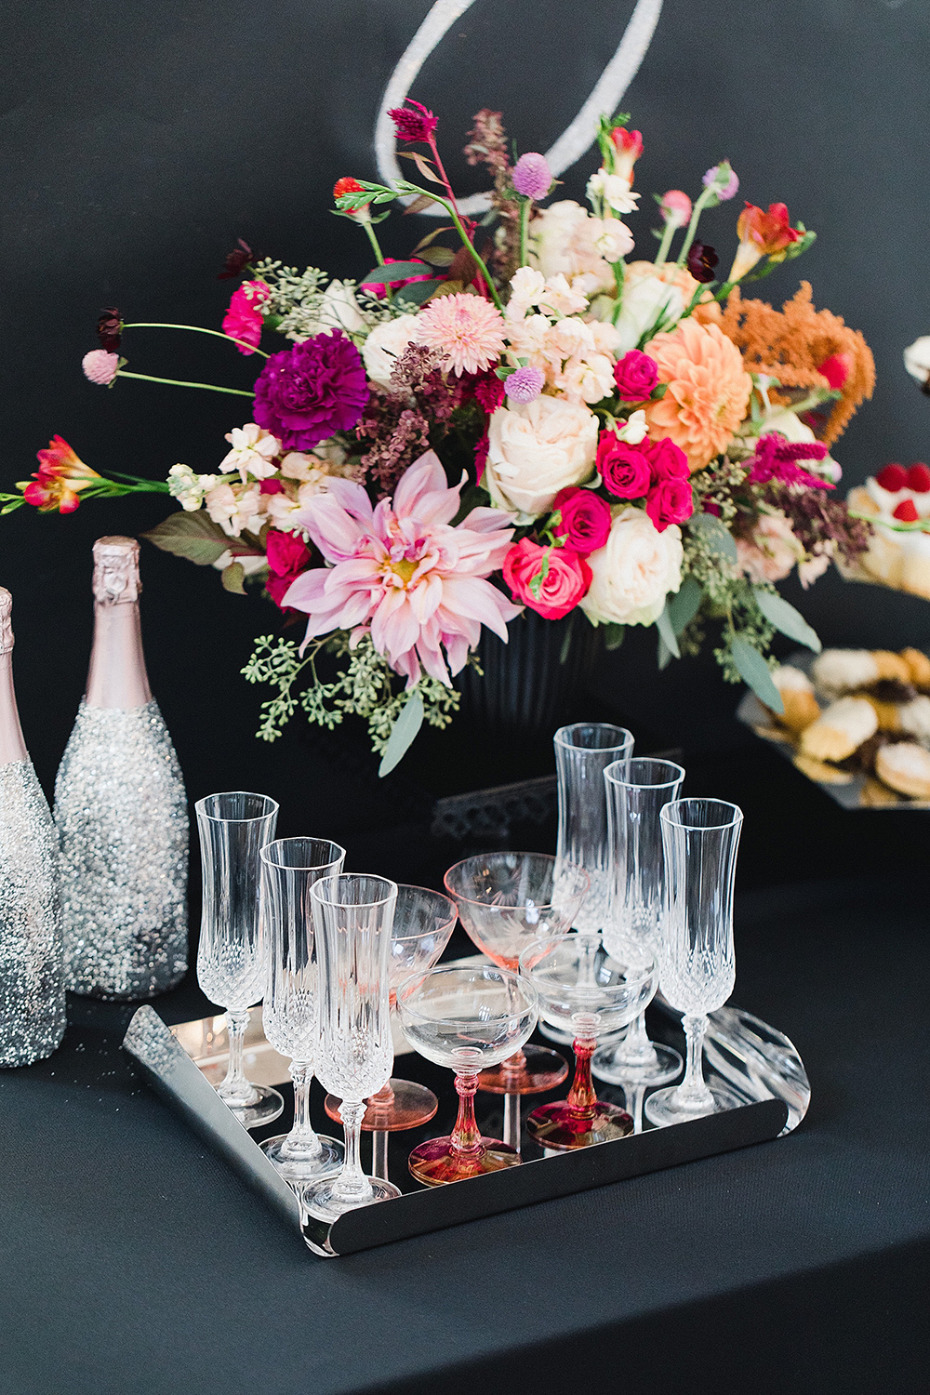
847 462 930 598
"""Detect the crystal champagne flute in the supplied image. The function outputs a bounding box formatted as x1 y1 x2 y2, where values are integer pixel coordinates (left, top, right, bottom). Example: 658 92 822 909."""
302 874 401 1223
645 798 745 1128
593 758 686 1090
259 837 346 1182
195 792 283 1129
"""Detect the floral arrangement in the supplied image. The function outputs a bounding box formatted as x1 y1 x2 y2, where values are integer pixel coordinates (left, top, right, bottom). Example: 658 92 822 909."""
3 103 876 771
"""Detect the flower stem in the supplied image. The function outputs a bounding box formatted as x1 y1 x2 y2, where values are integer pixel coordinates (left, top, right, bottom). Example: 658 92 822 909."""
359 222 393 302
519 200 530 269
676 188 714 268
122 322 270 359
654 216 678 267
116 370 253 397
432 193 502 312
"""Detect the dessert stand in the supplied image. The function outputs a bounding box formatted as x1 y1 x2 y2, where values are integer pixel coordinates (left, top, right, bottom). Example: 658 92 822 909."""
123 969 808 1259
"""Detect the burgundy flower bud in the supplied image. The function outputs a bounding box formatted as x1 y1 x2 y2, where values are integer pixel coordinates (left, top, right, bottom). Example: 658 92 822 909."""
218 238 255 280
96 307 122 352
686 241 719 283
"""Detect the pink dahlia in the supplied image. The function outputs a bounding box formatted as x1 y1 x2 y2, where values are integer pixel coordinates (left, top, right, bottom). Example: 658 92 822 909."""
283 450 521 686
416 293 506 377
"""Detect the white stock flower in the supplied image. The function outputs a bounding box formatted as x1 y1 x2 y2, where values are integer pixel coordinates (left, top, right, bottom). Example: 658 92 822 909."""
616 409 649 444
531 200 617 297
581 507 683 627
204 481 264 537
589 319 621 355
506 266 546 319
484 396 598 520
592 217 635 264
362 313 422 388
538 273 589 317
167 464 218 511
587 167 641 215
556 354 615 405
220 423 280 482
211 550 268 576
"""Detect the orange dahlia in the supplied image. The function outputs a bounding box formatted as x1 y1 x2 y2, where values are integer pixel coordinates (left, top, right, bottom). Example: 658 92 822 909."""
643 318 752 471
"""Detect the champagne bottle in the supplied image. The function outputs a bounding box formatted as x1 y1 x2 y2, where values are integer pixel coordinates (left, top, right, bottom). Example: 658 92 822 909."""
0 587 66 1067
55 537 188 999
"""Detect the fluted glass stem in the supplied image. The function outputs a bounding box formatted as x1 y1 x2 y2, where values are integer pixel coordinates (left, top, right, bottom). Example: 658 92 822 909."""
615 1009 658 1067
279 1061 321 1159
333 1100 372 1203
676 1013 714 1111
217 1009 257 1106
450 1070 482 1157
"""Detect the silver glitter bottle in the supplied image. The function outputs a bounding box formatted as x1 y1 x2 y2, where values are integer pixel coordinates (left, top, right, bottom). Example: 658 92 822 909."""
0 588 66 1067
55 537 188 999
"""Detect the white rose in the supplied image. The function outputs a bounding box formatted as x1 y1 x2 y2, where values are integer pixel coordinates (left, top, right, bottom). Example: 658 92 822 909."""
531 201 616 296
484 396 599 520
904 335 930 386
362 314 422 389
615 275 684 353
581 507 683 627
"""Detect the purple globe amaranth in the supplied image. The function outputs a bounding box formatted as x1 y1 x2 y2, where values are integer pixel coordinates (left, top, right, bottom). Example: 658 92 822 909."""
252 330 369 451
505 366 544 403
512 152 552 201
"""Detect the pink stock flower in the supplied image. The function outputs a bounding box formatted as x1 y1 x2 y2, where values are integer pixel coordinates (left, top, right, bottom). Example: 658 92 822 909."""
503 538 591 620
222 280 270 354
283 450 521 686
416 294 506 376
82 350 119 385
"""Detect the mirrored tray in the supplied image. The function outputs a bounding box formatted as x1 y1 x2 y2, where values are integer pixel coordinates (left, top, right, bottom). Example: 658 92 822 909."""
124 968 807 1259
736 651 930 809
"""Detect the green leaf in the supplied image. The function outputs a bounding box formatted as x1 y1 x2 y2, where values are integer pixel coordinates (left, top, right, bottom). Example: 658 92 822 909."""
142 511 230 566
731 636 784 713
603 623 625 651
393 278 443 306
657 632 673 670
378 689 424 777
417 245 456 267
668 577 703 635
753 587 822 653
360 261 432 285
655 604 680 660
0 499 24 514
221 561 246 595
689 511 738 563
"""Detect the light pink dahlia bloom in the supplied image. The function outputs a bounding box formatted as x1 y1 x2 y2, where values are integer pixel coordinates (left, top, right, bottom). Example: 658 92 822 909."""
416 293 506 376
283 450 521 686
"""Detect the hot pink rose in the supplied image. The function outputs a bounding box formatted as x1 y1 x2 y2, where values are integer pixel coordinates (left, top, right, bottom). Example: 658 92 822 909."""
597 433 651 500
646 477 694 532
265 528 312 610
551 487 612 555
643 436 690 482
503 538 591 620
613 350 659 401
222 280 270 355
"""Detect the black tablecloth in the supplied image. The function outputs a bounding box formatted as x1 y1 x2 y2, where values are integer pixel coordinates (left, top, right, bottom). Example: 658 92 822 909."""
2 746 929 1395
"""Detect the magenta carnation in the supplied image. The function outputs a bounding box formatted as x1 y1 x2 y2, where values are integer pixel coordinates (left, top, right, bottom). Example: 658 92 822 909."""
252 331 369 452
505 366 544 403
512 152 552 201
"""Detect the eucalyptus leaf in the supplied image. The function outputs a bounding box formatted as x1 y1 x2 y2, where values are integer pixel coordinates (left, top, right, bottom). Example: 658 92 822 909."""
655 605 680 660
668 577 703 635
690 511 738 563
603 623 625 652
378 689 425 777
221 561 246 595
657 632 673 670
394 278 443 306
360 261 431 284
730 636 784 713
753 588 822 653
142 511 230 566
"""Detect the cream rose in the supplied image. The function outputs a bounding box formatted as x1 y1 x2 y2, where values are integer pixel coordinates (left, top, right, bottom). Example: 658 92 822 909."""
581 506 683 627
362 314 422 389
484 396 599 520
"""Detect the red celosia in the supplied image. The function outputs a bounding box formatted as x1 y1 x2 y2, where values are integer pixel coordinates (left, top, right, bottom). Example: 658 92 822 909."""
388 99 438 144
747 433 832 491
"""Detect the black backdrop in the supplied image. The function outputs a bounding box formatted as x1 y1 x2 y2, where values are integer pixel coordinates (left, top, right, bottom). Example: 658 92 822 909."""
3 0 930 848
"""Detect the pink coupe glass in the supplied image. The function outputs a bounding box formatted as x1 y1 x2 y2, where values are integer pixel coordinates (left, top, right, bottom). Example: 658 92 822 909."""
443 852 588 1094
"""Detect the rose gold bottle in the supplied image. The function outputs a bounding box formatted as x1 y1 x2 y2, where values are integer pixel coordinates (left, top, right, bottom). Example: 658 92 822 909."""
54 538 188 999
0 587 66 1066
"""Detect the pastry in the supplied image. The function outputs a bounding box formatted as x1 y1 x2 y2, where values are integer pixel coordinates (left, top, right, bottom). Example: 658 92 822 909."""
898 694 930 744
901 647 930 688
799 697 878 763
770 665 820 733
874 742 930 799
870 650 912 684
859 776 903 807
792 753 853 786
811 649 879 698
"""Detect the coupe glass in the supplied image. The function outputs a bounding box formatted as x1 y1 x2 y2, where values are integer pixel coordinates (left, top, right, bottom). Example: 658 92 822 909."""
554 723 634 932
397 965 538 1186
195 791 283 1129
258 837 346 1182
443 853 587 1094
593 758 686 1090
520 934 656 1150
302 875 401 1222
323 884 456 1178
645 799 745 1128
